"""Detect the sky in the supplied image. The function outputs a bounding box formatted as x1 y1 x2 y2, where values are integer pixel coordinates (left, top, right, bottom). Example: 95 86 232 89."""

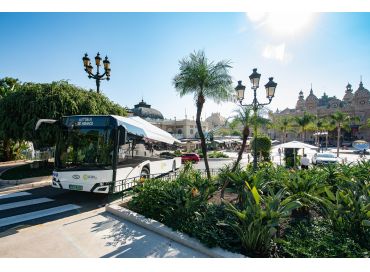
1 12 370 121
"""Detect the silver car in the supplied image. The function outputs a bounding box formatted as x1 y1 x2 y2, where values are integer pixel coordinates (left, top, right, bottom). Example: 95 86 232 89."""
312 153 342 165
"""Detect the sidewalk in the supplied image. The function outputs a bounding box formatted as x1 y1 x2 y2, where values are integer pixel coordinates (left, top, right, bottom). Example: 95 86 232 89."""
0 207 209 258
0 175 52 192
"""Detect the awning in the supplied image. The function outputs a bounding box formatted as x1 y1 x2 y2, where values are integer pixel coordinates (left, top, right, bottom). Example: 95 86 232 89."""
112 115 180 145
274 141 318 149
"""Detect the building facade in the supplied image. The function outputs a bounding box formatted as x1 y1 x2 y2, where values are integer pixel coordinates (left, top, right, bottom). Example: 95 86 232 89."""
273 81 370 143
129 99 209 140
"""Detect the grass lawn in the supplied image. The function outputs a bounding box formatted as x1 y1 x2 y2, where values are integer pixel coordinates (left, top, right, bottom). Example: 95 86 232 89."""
0 162 53 180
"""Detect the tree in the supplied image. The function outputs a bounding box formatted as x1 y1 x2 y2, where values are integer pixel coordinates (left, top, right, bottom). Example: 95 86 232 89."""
0 80 127 161
331 111 350 157
173 50 233 179
273 115 292 143
0 77 21 161
250 134 272 162
219 106 252 199
294 112 315 142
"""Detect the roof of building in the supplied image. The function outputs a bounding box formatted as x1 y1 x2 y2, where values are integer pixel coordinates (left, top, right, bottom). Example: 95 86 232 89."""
131 99 164 120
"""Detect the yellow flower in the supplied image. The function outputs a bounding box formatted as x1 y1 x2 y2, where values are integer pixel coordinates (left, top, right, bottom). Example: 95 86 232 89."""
191 187 199 197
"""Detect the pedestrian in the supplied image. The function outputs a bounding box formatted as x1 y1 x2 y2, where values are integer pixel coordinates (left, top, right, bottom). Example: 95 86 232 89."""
301 154 310 170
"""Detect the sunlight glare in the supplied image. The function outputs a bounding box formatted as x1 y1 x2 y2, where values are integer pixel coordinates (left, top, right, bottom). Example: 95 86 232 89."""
247 12 315 36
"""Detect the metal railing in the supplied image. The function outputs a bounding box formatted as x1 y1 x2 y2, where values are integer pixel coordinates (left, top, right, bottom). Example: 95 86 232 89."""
112 168 221 195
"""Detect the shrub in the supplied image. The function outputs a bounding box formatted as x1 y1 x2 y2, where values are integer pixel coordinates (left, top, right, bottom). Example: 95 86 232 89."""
278 218 369 257
128 165 216 230
208 151 229 158
224 183 301 257
250 134 271 162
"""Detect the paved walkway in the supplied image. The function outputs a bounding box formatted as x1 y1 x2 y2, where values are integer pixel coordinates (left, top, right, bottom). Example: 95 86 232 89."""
0 206 207 258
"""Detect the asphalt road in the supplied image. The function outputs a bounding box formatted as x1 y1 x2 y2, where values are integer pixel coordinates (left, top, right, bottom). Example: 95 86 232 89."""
0 186 122 234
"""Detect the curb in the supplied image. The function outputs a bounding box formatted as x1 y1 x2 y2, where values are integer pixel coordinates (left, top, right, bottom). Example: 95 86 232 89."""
0 159 27 166
0 178 51 193
105 200 245 258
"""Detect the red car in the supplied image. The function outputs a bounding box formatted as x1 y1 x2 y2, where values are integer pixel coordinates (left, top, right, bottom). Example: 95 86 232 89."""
181 153 201 164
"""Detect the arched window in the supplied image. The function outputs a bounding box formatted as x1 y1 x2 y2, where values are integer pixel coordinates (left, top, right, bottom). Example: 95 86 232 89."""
177 129 183 134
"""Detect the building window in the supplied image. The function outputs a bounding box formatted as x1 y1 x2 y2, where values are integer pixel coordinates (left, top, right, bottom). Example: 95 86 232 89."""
177 129 183 134
190 129 194 134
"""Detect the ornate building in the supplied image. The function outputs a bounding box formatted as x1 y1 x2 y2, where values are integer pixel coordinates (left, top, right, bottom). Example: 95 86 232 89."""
129 99 209 140
273 81 370 143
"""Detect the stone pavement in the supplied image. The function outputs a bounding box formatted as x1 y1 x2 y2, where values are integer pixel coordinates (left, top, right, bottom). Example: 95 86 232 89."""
0 207 208 258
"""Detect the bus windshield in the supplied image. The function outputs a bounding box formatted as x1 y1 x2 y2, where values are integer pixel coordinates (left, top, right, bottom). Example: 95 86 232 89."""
55 127 114 170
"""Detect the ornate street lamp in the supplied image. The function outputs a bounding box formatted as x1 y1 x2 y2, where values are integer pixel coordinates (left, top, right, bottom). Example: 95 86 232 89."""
82 52 111 94
235 68 277 171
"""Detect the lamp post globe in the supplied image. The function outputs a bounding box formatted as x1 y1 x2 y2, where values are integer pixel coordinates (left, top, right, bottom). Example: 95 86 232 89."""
236 68 277 171
82 52 111 94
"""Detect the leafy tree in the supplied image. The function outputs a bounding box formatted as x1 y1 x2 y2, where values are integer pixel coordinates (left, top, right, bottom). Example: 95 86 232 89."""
0 80 126 160
331 111 350 157
220 106 252 199
273 115 292 143
173 50 233 179
294 112 315 142
250 134 272 162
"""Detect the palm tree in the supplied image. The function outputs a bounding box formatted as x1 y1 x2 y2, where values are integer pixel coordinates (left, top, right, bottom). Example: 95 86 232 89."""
273 115 292 143
232 107 252 170
331 111 350 157
173 50 233 179
294 112 315 142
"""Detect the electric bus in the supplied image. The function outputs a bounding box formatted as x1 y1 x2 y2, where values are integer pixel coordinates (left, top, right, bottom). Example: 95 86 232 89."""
36 115 181 193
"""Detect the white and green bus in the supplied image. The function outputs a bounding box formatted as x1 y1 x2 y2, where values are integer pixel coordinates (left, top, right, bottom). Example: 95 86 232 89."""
36 115 181 193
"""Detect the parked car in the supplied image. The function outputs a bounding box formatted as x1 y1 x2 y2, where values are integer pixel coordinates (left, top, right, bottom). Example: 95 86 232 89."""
181 153 201 164
312 152 342 165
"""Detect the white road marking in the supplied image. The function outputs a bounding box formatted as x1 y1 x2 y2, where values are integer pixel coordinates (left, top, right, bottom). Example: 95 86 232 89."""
0 198 53 211
0 191 31 200
0 204 81 227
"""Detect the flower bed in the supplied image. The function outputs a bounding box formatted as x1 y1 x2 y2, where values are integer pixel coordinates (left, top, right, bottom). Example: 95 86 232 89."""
126 161 370 257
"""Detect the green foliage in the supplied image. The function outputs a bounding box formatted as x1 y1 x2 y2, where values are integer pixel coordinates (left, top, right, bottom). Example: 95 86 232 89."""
250 134 272 161
224 183 301 257
173 50 234 179
128 164 216 230
208 151 229 158
278 219 369 257
0 80 127 149
294 111 315 141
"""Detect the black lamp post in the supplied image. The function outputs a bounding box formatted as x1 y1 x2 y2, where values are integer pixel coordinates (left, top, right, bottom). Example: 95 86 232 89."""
82 52 111 94
235 68 277 171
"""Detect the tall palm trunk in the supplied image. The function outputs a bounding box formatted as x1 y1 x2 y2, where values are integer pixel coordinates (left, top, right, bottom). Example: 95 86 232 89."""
196 94 211 180
220 125 249 199
234 125 249 169
284 128 287 143
336 125 341 157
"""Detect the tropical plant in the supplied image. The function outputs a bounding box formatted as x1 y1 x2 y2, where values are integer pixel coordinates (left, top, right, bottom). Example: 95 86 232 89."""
274 115 292 143
224 183 301 257
323 184 370 247
294 111 315 142
331 111 350 157
128 164 216 230
231 106 252 170
173 50 233 179
278 218 369 257
250 134 272 162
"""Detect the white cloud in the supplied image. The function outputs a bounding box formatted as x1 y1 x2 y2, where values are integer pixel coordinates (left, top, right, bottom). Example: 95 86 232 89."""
262 43 292 62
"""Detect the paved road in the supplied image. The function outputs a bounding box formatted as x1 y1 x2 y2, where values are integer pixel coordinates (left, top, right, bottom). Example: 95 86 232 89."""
0 186 116 233
0 162 27 175
0 186 207 257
